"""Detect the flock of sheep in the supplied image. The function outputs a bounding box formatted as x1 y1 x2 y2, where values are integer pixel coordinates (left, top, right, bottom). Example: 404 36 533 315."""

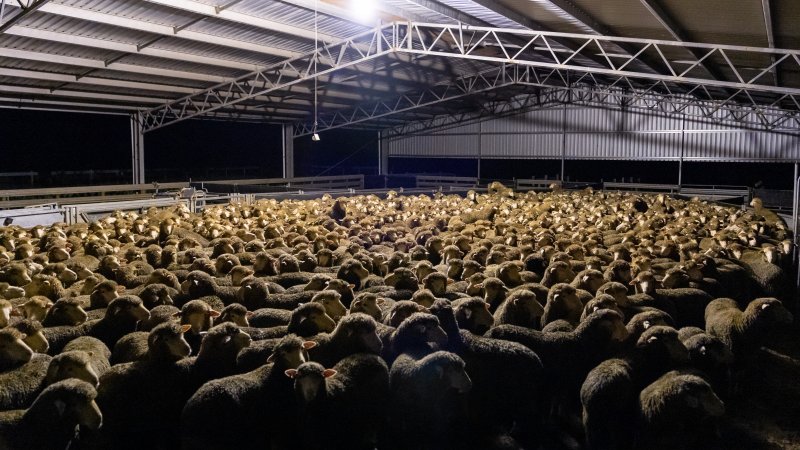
0 183 796 450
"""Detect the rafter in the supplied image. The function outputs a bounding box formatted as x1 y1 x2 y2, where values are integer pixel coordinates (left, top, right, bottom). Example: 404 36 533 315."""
0 0 47 34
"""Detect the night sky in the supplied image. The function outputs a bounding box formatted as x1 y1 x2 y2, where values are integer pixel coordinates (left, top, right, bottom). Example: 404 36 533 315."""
0 108 794 190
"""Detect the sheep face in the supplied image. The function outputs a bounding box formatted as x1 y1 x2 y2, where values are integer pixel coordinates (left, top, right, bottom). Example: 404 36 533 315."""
454 300 494 335
45 353 100 387
47 300 88 326
0 301 11 328
90 282 121 308
349 295 382 321
422 273 449 297
0 330 34 367
22 329 49 354
286 362 335 405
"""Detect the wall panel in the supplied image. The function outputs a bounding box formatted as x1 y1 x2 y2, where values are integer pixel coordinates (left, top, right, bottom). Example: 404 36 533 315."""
386 104 800 163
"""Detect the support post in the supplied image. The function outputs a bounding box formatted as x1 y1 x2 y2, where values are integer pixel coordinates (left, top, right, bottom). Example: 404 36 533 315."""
130 112 145 184
560 102 567 181
678 115 685 187
282 124 295 179
477 121 482 181
793 162 798 267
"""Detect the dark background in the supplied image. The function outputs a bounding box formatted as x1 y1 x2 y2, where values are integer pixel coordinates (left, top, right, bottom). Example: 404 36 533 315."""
0 109 794 189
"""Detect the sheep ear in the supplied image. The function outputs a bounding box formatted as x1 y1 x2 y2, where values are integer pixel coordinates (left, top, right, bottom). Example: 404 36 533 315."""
54 399 66 417
647 336 658 343
180 324 192 334
348 284 355 290
267 352 277 363
10 308 21 317
208 310 221 318
246 311 254 318
582 275 589 284
463 308 472 320
699 345 707 355
592 306 600 313
302 341 317 350
434 365 444 379
761 303 770 310
116 286 126 293
284 369 298 379
351 300 362 309
323 369 337 378
447 279 454 285
642 320 651 329
628 280 637 285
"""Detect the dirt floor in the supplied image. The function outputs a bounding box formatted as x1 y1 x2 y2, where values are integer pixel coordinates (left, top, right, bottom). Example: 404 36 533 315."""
720 323 800 450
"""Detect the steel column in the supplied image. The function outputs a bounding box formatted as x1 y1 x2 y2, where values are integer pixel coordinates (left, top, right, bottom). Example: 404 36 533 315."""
561 102 566 181
130 112 145 184
679 115 685 186
282 124 295 179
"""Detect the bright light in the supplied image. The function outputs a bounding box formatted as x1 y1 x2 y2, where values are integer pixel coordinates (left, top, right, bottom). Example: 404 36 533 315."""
351 0 377 23
312 133 321 141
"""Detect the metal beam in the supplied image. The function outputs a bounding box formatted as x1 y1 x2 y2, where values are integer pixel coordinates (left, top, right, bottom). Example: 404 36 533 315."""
130 113 145 184
140 24 395 132
142 0 340 43
32 2 304 59
0 0 48 34
761 0 779 86
282 124 294 178
278 0 432 24
294 64 524 136
638 0 726 81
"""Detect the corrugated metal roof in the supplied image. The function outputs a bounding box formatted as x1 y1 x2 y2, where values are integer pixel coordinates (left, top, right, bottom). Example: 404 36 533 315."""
0 0 797 128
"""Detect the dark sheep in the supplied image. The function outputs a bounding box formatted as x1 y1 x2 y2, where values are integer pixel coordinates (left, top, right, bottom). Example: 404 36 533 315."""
308 313 383 368
0 349 50 410
235 303 336 372
485 310 628 423
493 289 545 329
181 335 309 450
388 351 472 450
0 379 102 450
429 299 544 448
580 294 625 323
383 300 429 328
218 303 253 327
137 283 177 309
137 304 180 331
636 371 725 450
8 318 49 353
452 297 495 335
285 353 390 450
42 297 88 327
678 327 734 397
178 270 238 306
93 322 193 449
541 283 583 327
180 322 252 389
349 292 383 321
581 325 689 450
705 297 793 358
236 276 315 310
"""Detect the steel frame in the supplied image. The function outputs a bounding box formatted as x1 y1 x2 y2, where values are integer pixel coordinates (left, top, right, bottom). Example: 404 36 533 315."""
143 22 800 134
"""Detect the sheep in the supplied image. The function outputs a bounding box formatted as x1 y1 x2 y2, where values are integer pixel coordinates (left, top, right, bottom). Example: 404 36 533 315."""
285 354 390 450
485 310 628 422
678 327 734 397
0 339 50 410
452 297 495 335
42 296 150 354
383 300 429 327
23 274 68 301
0 299 12 327
0 379 102 450
236 276 315 310
181 335 310 450
93 322 193 449
493 289 545 328
311 289 348 321
181 323 251 386
571 269 606 294
42 297 88 327
179 270 238 305
388 351 472 449
7 319 47 354
636 371 725 450
137 304 180 331
349 292 383 321
13 296 52 322
218 303 255 326
0 328 34 371
705 297 793 358
541 283 583 327
88 279 123 309
307 313 383 367
428 299 544 448
235 303 336 372
137 282 176 309
580 326 690 450
580 294 625 323
178 299 220 354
